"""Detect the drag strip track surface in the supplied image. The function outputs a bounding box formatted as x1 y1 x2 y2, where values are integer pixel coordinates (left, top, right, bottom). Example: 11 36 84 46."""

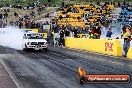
1 46 132 88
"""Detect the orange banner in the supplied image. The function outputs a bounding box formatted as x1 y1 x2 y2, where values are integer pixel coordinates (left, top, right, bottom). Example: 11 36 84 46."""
85 75 130 83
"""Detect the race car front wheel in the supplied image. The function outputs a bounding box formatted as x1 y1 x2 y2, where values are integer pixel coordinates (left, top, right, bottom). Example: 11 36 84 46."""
23 44 28 51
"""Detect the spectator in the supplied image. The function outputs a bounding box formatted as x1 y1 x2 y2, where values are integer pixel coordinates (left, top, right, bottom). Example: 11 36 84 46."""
73 27 78 38
0 14 3 19
18 21 23 29
106 27 112 38
31 11 36 17
82 27 89 34
48 30 54 45
88 30 95 39
59 15 63 20
59 26 65 46
14 12 18 17
65 28 70 37
118 1 121 7
92 26 101 39
122 26 131 57
4 12 8 18
97 2 100 6
62 0 65 11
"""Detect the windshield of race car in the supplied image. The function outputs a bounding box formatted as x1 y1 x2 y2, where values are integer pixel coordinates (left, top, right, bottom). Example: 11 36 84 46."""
24 33 44 39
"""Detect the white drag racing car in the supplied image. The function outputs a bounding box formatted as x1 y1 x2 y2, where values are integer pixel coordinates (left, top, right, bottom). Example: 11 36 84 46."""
22 33 48 51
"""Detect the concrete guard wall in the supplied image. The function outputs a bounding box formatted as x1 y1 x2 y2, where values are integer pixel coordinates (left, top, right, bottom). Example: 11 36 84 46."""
65 37 122 57
127 48 132 59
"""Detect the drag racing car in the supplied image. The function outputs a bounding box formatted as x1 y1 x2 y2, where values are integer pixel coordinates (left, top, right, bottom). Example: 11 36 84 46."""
22 33 48 51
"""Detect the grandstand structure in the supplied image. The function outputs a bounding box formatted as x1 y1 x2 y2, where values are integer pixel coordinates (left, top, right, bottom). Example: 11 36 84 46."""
56 4 114 28
117 0 132 25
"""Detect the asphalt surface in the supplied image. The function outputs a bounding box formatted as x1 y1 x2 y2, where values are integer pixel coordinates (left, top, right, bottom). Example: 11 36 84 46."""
0 46 132 88
0 59 17 88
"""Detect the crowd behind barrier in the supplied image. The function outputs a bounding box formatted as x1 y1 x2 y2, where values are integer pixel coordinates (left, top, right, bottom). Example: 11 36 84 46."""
51 2 132 57
0 3 51 29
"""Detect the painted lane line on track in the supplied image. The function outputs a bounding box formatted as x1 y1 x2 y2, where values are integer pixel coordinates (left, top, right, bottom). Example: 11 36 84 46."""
1 59 24 88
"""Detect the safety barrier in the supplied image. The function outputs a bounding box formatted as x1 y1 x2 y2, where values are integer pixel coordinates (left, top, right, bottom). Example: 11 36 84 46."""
42 33 47 39
127 47 132 59
28 29 38 33
65 37 122 56
77 34 89 38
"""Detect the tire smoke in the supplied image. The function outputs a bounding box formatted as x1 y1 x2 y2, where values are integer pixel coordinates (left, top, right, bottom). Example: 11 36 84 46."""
0 26 24 50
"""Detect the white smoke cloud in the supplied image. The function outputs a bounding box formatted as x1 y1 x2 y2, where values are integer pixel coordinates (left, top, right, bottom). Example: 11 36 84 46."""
0 26 25 50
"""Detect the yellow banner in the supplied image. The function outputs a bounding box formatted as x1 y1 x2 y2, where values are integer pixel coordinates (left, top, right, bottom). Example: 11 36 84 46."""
127 48 132 59
42 33 47 38
77 34 91 38
65 38 122 56
24 29 39 33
